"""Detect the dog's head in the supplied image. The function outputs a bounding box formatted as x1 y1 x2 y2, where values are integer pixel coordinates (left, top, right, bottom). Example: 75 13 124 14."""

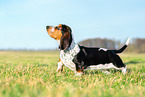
46 24 72 50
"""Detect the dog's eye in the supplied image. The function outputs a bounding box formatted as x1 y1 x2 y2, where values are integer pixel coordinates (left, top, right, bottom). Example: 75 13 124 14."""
57 27 62 30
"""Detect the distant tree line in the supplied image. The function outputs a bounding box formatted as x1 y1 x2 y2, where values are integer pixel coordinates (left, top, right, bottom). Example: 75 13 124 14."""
1 38 144 53
78 38 145 53
131 38 145 52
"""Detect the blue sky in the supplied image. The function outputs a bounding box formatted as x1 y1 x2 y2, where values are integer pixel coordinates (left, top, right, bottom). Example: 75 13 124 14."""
0 0 145 50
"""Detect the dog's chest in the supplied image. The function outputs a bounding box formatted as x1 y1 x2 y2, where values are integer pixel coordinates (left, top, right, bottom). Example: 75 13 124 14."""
60 43 80 71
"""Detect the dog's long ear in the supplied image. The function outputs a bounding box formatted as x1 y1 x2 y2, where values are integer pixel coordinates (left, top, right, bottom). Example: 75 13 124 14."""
60 25 72 50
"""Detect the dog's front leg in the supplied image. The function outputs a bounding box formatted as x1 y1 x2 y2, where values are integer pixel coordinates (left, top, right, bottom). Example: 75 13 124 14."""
57 59 64 72
75 63 83 76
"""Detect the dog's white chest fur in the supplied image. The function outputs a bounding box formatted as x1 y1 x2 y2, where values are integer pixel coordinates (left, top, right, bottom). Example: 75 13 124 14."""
60 41 80 71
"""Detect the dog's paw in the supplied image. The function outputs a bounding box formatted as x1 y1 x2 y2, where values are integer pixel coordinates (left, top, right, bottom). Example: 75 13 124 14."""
122 66 127 75
57 68 63 72
75 72 83 76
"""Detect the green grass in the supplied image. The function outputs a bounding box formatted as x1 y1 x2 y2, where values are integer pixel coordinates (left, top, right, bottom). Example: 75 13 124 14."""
0 51 145 97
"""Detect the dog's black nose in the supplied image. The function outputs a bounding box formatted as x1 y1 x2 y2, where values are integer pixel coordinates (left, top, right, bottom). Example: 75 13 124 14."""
46 26 49 29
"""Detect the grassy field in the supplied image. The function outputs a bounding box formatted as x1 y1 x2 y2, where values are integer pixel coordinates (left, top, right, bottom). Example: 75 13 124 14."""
0 51 144 97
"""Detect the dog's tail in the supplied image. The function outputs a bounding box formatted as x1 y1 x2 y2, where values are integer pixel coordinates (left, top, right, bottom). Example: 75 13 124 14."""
112 38 130 53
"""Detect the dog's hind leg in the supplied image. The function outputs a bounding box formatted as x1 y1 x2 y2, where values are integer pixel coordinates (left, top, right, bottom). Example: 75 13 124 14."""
109 54 127 74
112 64 127 75
57 59 64 72
121 65 127 75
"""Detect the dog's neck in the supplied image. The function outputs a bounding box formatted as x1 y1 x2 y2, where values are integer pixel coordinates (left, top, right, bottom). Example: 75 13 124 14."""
57 39 77 52
66 39 76 51
60 39 80 58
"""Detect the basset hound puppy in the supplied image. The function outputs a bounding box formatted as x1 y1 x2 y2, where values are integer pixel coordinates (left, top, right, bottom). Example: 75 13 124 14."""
46 24 130 75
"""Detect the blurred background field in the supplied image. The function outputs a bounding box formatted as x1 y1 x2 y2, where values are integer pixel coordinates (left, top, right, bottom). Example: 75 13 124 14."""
0 51 144 97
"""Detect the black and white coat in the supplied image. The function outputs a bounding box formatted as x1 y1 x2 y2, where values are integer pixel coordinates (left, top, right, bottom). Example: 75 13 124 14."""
48 24 130 75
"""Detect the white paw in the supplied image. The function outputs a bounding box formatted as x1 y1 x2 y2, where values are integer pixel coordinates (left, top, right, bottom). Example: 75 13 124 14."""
75 72 83 76
57 68 62 72
122 66 127 75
